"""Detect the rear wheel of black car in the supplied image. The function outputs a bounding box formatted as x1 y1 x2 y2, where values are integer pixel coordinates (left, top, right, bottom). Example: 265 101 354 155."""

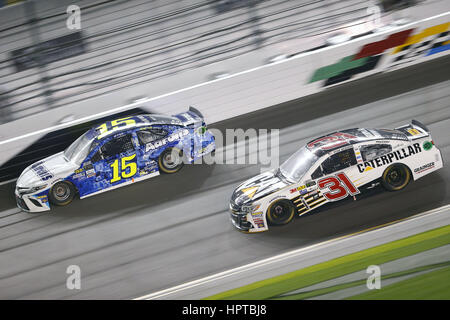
266 199 295 226
381 164 411 191
158 147 184 174
49 181 75 206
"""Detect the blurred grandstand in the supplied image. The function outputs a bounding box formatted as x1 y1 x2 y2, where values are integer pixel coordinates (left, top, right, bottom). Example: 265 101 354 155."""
0 0 431 123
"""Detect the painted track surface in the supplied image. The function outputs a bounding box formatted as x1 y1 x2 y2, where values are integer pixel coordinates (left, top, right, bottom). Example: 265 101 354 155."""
0 56 449 299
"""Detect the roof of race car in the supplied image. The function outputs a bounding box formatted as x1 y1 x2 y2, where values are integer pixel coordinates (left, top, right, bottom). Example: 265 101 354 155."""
87 114 183 140
306 127 408 156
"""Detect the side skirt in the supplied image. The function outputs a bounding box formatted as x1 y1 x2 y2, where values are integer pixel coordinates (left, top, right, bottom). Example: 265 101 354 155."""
79 171 160 199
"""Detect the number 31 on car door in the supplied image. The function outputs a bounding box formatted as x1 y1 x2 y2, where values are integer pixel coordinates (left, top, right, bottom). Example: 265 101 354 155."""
318 172 360 201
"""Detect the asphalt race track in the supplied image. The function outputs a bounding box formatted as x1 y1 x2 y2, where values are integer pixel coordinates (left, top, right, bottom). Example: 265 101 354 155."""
0 56 449 299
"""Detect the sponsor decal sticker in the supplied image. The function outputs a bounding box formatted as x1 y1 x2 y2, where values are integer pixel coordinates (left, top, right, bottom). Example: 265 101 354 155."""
241 186 258 199
36 195 48 203
423 141 433 151
291 185 308 194
145 129 190 151
253 218 265 228
414 162 435 174
73 173 85 179
31 161 53 181
251 211 263 218
357 143 422 173
86 169 95 178
407 128 421 136
305 180 316 187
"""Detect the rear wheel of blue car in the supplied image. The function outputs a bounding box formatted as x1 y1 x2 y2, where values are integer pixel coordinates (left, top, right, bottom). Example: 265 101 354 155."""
266 199 295 226
159 147 184 174
49 181 75 206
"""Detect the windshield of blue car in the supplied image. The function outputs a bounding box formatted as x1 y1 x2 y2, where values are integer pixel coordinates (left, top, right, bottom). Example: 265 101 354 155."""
279 147 318 182
64 130 95 165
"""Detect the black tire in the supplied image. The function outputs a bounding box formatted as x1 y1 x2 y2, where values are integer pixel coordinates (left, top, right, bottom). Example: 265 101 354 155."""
381 164 411 191
266 199 296 226
158 147 184 174
48 181 75 206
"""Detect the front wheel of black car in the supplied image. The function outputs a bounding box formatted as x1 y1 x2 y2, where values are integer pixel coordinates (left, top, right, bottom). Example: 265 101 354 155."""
381 163 411 191
266 199 295 226
158 147 184 174
49 181 75 206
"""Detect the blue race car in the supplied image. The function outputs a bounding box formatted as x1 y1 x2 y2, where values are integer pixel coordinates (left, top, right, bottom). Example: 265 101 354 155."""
15 107 215 212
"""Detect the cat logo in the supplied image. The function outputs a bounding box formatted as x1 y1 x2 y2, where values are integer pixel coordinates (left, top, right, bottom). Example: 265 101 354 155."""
241 186 258 199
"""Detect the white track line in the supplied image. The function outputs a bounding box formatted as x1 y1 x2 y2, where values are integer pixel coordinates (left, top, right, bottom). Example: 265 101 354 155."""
134 203 450 300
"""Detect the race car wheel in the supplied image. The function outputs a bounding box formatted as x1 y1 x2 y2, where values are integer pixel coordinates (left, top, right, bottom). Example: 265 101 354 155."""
159 147 184 174
266 199 295 226
49 181 75 206
381 164 411 191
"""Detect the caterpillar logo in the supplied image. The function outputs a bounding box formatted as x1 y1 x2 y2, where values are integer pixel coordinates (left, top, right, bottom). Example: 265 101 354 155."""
357 143 421 173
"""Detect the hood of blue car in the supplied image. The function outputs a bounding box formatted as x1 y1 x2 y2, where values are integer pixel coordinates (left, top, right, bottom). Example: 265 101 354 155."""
17 152 78 189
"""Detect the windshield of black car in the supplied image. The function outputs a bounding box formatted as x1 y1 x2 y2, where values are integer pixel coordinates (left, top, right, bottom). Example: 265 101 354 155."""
279 147 318 182
64 131 95 165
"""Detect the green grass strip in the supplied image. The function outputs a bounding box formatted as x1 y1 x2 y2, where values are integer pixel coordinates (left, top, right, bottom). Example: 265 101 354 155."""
206 225 450 300
347 265 450 300
275 261 450 300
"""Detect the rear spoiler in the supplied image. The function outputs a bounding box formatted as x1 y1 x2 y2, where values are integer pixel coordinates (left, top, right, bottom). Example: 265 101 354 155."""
173 106 205 127
188 106 204 119
395 119 430 139
411 119 429 133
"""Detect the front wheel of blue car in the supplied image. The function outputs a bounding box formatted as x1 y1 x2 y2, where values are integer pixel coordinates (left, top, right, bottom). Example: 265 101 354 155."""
49 181 75 206
159 147 184 174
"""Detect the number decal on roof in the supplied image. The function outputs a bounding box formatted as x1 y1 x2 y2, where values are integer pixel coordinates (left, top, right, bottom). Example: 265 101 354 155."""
96 116 139 139
307 132 357 151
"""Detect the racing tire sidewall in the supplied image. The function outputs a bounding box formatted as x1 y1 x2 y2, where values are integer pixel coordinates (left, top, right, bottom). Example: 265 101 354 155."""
381 163 411 191
49 181 75 206
158 147 184 174
266 199 296 226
